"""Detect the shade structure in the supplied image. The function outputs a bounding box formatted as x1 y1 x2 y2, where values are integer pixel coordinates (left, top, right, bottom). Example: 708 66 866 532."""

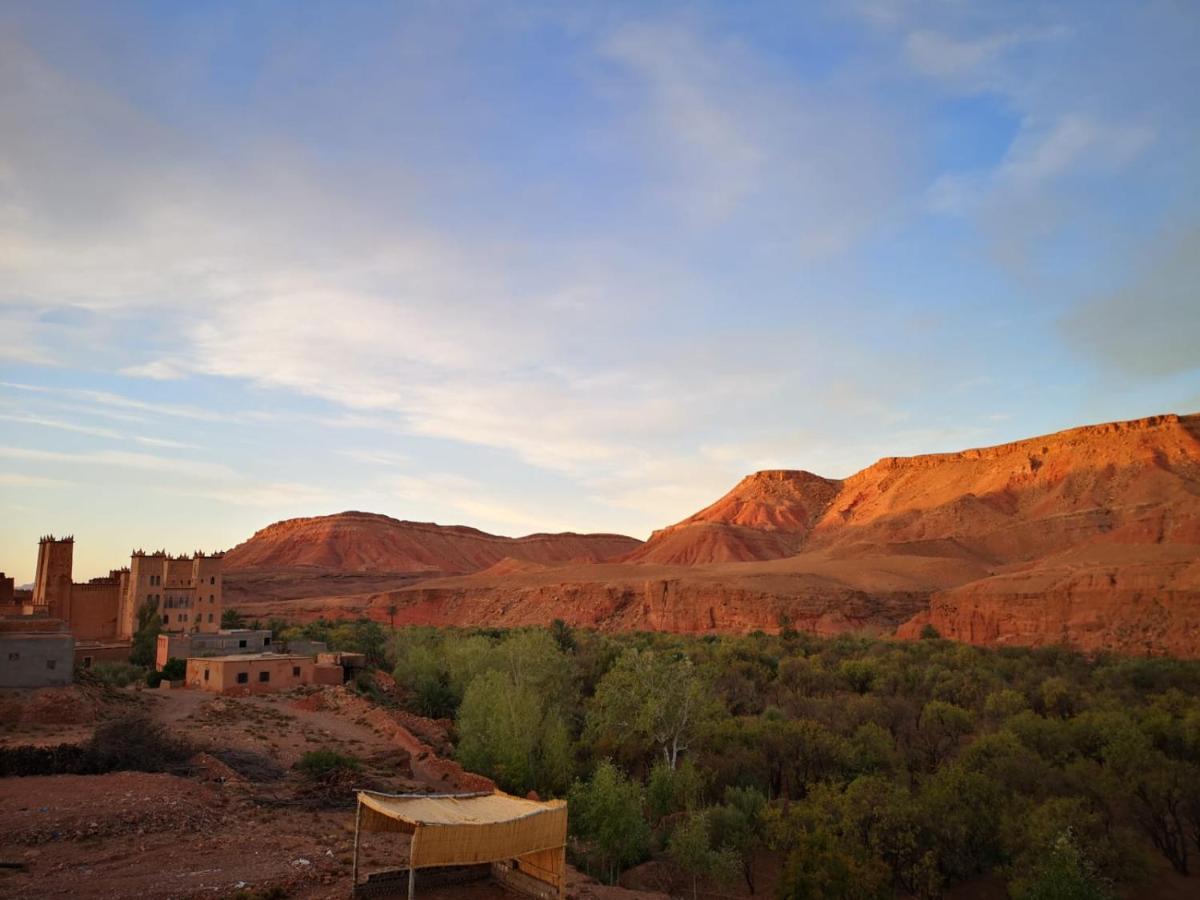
352 790 567 898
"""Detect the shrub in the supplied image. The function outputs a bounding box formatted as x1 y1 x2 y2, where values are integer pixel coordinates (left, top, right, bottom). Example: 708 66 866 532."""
295 749 361 781
87 713 192 773
89 661 145 687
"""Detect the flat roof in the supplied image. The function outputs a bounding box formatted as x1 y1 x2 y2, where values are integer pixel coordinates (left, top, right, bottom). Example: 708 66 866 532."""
186 653 314 662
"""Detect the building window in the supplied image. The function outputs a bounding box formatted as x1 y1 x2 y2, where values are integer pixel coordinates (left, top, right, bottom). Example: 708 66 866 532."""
210 576 215 585
210 595 214 603
208 613 213 623
258 671 270 683
46 659 56 670
236 672 248 684
204 669 209 681
162 616 169 626
83 656 93 669
239 640 247 648
264 637 271 646
148 593 154 603
8 652 18 661
292 666 301 677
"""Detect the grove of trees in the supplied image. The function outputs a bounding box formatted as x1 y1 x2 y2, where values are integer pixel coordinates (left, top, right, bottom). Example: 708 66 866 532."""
286 616 1200 897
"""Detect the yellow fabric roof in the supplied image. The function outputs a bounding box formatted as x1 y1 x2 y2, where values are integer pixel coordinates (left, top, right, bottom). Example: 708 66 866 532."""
355 790 568 878
358 790 563 828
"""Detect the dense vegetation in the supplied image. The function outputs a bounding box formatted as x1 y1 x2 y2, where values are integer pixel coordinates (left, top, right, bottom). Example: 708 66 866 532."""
277 617 1200 897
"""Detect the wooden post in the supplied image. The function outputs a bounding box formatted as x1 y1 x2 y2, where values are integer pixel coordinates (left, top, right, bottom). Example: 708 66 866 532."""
351 797 362 896
408 828 418 900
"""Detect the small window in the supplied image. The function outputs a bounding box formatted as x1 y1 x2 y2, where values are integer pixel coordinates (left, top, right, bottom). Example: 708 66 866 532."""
264 637 271 646
204 669 209 681
239 640 247 648
258 671 270 683
162 616 169 626
236 672 248 684
210 576 215 585
46 659 56 670
83 656 93 669
208 613 213 623
8 652 18 661
209 595 214 603
292 666 301 677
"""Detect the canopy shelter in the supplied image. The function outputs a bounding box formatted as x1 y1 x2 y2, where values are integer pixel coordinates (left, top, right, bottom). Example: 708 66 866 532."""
352 790 568 899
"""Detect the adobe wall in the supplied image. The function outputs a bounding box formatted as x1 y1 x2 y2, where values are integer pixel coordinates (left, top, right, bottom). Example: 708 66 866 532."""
0 631 74 688
192 555 223 634
156 629 274 670
186 655 314 694
32 539 73 616
75 642 132 668
67 580 122 641
0 573 14 606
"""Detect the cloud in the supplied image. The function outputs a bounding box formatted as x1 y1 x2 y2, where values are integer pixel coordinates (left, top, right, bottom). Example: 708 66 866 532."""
0 446 236 480
0 473 73 488
1061 229 1200 378
928 113 1155 215
903 26 1065 84
597 20 907 255
119 360 186 380
162 482 348 509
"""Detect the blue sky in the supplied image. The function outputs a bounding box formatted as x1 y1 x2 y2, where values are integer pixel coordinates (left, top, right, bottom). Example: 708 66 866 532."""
2 0 1198 582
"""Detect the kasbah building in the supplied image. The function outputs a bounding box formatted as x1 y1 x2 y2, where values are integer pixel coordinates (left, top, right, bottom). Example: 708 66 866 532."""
29 534 224 645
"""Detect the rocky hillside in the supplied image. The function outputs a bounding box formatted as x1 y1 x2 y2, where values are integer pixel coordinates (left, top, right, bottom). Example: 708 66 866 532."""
226 414 1200 656
623 470 841 565
223 511 642 575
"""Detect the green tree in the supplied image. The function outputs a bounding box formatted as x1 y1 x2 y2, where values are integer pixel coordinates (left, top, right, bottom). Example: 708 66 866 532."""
646 757 706 824
569 761 651 884
778 827 890 900
914 700 973 771
669 809 739 899
585 648 718 769
1009 828 1115 900
220 608 246 629
129 598 162 667
455 669 543 793
709 786 767 893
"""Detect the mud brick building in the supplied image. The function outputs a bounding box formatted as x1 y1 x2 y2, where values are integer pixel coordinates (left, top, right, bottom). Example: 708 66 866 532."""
30 535 224 643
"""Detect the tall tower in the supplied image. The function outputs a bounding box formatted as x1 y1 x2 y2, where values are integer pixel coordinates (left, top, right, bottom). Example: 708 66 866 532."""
31 535 74 618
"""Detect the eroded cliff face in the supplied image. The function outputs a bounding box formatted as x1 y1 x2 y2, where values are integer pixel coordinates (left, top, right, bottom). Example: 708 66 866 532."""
366 576 929 637
897 546 1200 656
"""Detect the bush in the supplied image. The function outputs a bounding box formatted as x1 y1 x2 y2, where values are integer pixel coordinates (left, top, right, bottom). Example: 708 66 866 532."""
161 657 186 680
89 662 145 687
296 749 361 781
87 712 192 773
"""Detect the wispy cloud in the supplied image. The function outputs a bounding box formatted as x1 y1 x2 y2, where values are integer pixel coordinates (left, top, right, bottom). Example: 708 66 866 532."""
0 446 235 480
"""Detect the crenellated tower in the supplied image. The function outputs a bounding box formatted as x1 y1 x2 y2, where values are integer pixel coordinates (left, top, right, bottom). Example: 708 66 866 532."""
31 535 74 618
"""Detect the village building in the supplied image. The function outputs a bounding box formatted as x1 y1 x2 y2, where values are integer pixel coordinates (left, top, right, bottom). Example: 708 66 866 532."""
75 639 136 669
29 535 224 645
0 571 14 609
0 617 74 688
156 630 329 671
185 653 343 694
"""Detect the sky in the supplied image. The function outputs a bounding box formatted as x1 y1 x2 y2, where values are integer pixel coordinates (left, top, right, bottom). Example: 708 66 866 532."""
2 0 1198 583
